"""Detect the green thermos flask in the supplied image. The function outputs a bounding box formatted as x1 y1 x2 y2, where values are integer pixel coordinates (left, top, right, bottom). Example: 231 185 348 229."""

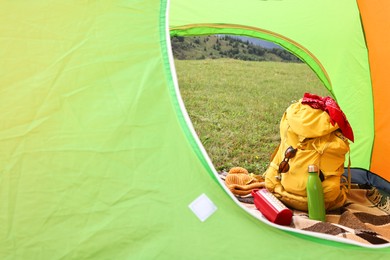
306 164 326 221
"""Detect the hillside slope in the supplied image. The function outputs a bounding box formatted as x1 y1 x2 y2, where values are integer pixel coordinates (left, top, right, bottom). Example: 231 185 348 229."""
171 35 301 62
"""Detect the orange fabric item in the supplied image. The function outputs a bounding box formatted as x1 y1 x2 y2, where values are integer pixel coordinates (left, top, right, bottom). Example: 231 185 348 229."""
358 0 390 181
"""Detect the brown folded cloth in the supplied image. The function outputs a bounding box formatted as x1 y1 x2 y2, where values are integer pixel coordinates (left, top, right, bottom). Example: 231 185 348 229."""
225 167 265 196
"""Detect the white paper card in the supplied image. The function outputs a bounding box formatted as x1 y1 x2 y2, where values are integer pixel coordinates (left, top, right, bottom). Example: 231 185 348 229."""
188 193 217 222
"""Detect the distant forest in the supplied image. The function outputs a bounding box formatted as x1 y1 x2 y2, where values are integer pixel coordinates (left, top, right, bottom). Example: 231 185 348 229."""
171 35 302 63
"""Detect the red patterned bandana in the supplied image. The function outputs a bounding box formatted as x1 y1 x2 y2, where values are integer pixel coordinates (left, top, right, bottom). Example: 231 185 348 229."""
301 93 354 142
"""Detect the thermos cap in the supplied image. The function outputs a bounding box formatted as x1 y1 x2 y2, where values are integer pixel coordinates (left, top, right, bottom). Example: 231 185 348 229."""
308 164 318 172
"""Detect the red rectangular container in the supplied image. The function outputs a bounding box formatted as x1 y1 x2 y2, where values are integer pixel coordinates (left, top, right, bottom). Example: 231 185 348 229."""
252 189 293 226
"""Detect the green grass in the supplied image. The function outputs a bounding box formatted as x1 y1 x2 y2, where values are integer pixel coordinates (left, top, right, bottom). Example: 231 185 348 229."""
174 59 330 174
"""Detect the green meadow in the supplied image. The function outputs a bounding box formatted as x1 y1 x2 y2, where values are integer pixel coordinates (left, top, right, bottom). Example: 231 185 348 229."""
174 59 330 174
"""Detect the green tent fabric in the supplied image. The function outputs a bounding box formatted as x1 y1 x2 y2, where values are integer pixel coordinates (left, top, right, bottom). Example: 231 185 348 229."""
1 0 389 259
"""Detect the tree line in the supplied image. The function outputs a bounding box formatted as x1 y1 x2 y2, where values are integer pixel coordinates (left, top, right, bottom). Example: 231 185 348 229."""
171 35 302 62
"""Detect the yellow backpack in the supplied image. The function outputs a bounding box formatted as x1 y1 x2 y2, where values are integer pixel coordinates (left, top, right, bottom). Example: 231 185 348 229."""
264 98 351 211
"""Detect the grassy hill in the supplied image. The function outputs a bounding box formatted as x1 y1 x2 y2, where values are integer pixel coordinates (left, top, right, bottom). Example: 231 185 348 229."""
174 59 329 173
171 35 301 62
